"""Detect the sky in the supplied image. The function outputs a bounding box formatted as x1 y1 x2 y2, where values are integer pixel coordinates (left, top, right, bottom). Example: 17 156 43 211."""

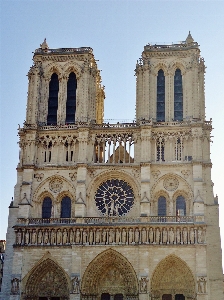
0 0 224 268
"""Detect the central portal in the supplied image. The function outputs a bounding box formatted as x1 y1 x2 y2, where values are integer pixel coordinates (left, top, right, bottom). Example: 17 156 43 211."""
101 293 123 300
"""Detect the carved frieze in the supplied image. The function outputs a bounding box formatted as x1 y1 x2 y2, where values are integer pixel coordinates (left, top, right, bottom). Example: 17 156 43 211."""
49 178 63 193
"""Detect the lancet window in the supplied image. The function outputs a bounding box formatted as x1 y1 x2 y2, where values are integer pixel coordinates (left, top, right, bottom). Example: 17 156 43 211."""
158 196 167 216
157 69 165 122
176 196 186 216
174 69 183 121
42 197 52 218
156 138 165 162
66 72 77 124
60 196 71 218
47 73 59 125
175 137 183 161
94 134 134 164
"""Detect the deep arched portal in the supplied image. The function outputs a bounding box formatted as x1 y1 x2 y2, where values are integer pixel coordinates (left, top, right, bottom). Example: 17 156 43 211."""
81 249 138 300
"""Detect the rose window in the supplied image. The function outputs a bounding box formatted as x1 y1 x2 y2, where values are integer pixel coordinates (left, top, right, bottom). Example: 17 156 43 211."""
95 179 134 216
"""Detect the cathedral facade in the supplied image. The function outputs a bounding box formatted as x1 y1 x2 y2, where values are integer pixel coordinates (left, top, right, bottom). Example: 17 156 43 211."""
1 33 223 300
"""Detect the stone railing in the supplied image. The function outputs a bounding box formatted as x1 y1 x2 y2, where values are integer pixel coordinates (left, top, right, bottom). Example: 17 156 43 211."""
13 223 206 247
35 47 93 55
16 215 202 226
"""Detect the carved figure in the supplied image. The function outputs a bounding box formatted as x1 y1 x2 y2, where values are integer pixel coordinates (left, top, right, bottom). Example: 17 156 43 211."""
162 228 167 244
109 229 114 244
128 228 133 244
182 227 188 244
17 231 22 245
70 229 74 244
140 277 148 293
198 227 202 243
155 228 160 244
89 229 94 244
63 229 68 244
83 229 88 244
38 230 42 244
95 229 101 243
57 229 62 244
25 230 29 244
31 230 37 244
149 228 154 243
76 229 81 244
190 228 194 244
176 228 181 244
115 228 121 244
141 228 147 243
102 229 107 243
122 228 126 244
51 230 56 244
135 228 139 243
198 277 206 293
72 276 80 293
11 278 20 294
169 228 174 244
44 230 49 244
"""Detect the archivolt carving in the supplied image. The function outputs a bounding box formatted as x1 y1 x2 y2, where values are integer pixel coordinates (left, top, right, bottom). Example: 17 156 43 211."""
81 249 138 296
63 62 82 79
32 175 75 203
87 169 140 199
151 254 195 297
169 60 186 75
22 254 70 299
44 63 63 81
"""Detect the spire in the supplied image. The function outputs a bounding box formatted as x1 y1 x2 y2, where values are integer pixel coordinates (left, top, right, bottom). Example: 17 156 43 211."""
40 38 49 50
186 31 194 44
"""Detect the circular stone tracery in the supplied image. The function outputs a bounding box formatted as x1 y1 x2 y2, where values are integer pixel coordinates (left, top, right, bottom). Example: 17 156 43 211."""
95 179 134 216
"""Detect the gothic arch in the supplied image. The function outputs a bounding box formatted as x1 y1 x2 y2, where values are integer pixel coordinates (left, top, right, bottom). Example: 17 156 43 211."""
63 62 82 79
151 254 195 299
154 63 168 76
81 249 138 297
44 63 63 81
22 252 70 299
169 60 186 76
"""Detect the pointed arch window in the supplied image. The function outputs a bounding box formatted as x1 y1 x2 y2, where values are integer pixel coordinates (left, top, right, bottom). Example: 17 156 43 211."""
174 69 183 121
176 195 186 216
158 196 167 216
60 196 71 218
66 72 77 124
47 73 59 125
42 197 52 218
157 69 165 122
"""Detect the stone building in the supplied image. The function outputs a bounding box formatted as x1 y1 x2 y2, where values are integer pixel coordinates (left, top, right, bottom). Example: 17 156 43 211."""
1 33 223 300
0 240 6 293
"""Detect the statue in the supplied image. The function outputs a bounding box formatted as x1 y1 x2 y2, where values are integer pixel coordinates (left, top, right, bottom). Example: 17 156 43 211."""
63 229 68 244
122 228 126 244
182 227 188 244
149 227 154 243
95 229 101 244
176 228 181 244
38 230 42 244
197 227 202 243
155 228 160 244
89 229 93 244
70 229 75 244
31 230 37 244
44 230 49 244
25 230 29 244
11 278 20 295
141 228 147 243
51 230 56 244
109 229 114 244
169 228 174 244
128 228 133 244
17 230 22 245
115 228 121 244
83 229 88 244
135 228 139 243
76 229 81 244
102 229 107 244
162 228 167 244
72 276 80 294
57 229 62 244
198 277 206 293
140 277 148 293
190 228 194 244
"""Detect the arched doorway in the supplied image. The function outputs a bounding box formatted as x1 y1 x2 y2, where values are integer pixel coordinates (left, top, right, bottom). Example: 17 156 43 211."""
22 258 70 300
81 249 138 300
151 255 195 300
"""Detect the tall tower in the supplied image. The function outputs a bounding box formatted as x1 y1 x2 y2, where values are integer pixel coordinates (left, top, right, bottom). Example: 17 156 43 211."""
1 34 223 300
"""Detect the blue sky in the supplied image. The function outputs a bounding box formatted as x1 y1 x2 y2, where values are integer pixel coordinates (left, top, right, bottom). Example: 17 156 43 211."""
1 0 224 268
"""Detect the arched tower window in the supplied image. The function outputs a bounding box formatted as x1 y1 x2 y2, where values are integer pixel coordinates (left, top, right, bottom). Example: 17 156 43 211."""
157 69 165 122
47 73 59 125
174 69 183 121
60 196 71 218
42 197 52 218
158 196 166 216
176 195 186 216
66 72 77 124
